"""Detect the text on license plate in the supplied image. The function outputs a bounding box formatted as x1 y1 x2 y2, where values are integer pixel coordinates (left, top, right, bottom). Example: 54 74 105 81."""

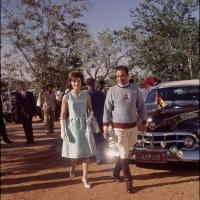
135 151 167 163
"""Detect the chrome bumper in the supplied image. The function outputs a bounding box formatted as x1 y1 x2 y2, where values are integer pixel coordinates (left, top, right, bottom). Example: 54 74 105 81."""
104 146 200 162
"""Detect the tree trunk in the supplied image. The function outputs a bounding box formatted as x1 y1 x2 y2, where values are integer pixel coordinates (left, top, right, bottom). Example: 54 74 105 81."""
188 57 193 79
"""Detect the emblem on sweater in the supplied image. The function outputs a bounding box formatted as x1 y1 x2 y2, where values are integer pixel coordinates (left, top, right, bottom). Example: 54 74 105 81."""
124 94 129 100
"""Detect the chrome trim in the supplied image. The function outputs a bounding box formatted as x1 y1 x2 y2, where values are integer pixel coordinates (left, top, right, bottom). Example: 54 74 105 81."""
137 131 199 143
104 146 200 162
138 131 198 137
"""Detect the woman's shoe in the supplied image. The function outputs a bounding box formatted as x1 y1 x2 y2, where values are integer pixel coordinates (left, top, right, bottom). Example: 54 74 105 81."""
69 168 75 180
82 179 91 188
113 175 122 182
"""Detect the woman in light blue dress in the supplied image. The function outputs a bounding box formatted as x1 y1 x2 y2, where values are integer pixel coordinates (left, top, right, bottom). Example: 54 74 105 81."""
60 71 96 189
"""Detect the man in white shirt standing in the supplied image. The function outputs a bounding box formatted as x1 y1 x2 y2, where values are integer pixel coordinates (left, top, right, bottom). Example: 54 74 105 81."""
55 86 63 103
42 84 56 134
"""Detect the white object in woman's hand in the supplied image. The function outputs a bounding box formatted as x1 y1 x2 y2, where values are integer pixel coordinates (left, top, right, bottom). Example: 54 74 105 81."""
86 111 93 125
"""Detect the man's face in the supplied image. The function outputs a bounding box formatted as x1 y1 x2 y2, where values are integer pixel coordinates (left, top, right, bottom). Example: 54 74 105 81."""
116 70 129 85
98 84 105 91
48 86 52 92
20 83 26 91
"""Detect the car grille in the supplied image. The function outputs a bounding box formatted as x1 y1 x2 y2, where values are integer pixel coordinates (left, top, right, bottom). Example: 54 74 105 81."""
136 132 198 149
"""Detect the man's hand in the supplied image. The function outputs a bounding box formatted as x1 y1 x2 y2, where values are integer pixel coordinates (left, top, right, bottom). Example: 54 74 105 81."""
103 130 109 139
141 124 147 135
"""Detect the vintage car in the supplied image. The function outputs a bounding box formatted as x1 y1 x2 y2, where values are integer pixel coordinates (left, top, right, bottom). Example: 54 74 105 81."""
104 79 199 163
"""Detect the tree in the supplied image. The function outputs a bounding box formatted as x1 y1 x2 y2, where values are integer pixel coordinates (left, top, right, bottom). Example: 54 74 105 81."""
76 30 130 80
124 0 199 81
1 52 29 90
1 0 91 89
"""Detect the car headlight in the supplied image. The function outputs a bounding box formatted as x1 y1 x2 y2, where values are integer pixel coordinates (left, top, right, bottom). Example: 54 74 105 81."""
183 136 194 148
147 118 152 122
105 148 119 157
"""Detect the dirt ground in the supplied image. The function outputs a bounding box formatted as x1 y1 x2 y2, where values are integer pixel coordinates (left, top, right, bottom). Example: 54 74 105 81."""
1 118 199 200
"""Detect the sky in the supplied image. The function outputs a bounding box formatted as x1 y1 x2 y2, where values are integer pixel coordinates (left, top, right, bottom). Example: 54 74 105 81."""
1 0 199 53
79 0 142 37
78 0 199 37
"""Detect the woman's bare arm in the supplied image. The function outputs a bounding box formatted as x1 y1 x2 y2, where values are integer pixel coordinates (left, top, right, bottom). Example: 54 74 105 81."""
60 95 68 120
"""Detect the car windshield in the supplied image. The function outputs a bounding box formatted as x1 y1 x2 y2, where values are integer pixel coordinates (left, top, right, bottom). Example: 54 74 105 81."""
145 86 199 103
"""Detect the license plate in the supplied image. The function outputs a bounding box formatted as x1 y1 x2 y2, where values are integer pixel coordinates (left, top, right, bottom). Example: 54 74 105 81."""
135 151 167 163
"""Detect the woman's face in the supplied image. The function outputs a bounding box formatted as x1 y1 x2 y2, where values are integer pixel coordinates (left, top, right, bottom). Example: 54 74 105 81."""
71 77 81 90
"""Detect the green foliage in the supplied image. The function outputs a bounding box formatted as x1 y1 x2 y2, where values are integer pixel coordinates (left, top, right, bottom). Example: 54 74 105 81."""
124 0 199 81
1 0 91 89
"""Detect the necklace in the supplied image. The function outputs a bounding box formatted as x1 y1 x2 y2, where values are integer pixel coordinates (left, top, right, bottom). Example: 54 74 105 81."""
71 90 81 98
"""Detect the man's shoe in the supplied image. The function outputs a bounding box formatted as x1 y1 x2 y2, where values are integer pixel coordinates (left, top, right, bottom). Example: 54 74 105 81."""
93 160 103 165
125 179 133 193
4 140 14 144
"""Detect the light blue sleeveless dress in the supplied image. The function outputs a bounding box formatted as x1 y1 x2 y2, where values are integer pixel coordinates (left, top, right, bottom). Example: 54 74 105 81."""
61 91 97 158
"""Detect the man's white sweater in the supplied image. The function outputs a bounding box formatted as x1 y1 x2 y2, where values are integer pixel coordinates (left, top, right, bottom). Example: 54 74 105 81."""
103 83 147 129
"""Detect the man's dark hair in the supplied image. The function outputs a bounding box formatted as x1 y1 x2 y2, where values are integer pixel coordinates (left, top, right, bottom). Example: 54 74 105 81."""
86 78 96 87
19 81 25 84
115 65 129 74
97 80 105 85
46 83 53 88
129 79 134 84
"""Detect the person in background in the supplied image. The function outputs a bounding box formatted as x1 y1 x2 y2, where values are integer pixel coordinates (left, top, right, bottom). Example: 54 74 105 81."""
60 71 96 189
37 86 46 107
37 85 46 121
55 86 63 120
140 77 155 102
86 78 105 165
0 98 14 144
97 80 109 96
55 86 63 106
154 77 162 86
129 79 134 84
41 84 56 134
103 66 147 194
15 81 37 144
65 83 70 94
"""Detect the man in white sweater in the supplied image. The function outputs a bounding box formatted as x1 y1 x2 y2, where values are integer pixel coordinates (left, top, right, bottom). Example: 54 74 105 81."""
103 66 147 194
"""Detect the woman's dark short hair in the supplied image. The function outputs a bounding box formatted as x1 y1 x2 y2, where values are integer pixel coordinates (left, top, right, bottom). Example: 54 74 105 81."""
115 65 129 75
68 71 84 89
